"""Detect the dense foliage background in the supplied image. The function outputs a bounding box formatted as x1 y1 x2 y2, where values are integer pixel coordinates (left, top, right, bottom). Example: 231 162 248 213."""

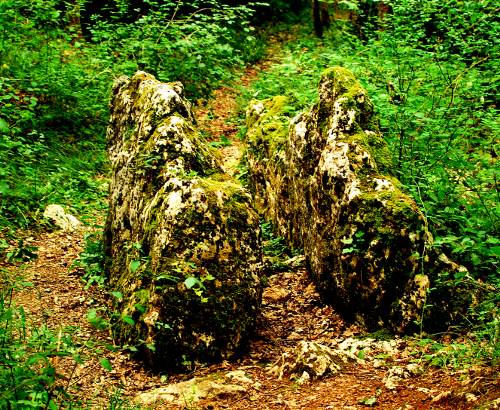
0 0 498 407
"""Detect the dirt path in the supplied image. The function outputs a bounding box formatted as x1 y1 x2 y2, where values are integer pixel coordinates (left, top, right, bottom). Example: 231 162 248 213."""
194 35 284 176
9 231 499 409
6 36 499 409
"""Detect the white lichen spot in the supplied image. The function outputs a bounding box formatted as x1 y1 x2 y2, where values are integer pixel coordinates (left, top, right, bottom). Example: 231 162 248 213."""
190 187 207 208
294 121 308 140
374 178 394 191
347 178 361 201
215 190 225 207
165 190 184 218
143 309 159 327
156 85 178 104
169 115 184 127
247 101 265 118
326 128 339 143
329 98 356 132
331 100 342 130
346 109 356 129
356 92 366 104
319 142 351 180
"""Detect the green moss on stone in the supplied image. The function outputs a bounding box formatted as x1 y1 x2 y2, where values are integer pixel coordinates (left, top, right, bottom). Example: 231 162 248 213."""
246 96 292 159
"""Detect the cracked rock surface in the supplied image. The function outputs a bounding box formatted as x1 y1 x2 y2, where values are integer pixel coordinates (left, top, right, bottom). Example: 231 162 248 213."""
246 67 467 332
105 71 263 370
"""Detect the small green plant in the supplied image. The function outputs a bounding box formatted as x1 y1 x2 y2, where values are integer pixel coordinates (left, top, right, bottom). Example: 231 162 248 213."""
165 260 216 303
358 388 381 407
72 232 106 289
261 221 288 257
0 270 77 408
260 220 300 272
2 239 38 263
340 231 365 255
184 272 215 303
208 135 232 148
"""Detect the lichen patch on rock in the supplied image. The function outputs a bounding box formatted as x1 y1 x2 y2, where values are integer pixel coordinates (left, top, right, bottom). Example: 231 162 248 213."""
245 66 468 332
105 71 263 370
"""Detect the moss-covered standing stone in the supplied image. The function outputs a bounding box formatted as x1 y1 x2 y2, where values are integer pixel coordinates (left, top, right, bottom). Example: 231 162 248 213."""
246 67 442 332
105 71 262 369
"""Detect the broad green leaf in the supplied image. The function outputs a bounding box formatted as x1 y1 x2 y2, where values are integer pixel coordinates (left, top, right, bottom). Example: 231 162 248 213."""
156 274 180 283
122 315 135 326
73 353 84 364
0 118 8 132
111 291 123 300
184 276 199 289
99 358 112 371
48 400 58 410
129 260 141 273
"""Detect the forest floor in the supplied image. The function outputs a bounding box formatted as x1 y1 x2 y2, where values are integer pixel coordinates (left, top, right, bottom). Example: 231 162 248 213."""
6 36 499 410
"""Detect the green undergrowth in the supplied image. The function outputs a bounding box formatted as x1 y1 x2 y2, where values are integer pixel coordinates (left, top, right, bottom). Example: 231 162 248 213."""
0 261 145 409
0 268 114 409
410 333 499 370
0 0 270 236
0 1 273 407
261 220 294 273
0 1 498 405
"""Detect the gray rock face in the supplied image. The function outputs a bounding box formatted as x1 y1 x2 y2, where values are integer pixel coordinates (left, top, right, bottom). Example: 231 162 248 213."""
43 204 81 231
246 67 436 332
104 71 262 369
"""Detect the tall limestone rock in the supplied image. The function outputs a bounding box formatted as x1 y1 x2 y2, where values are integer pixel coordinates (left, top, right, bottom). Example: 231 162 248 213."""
104 72 262 369
246 67 458 332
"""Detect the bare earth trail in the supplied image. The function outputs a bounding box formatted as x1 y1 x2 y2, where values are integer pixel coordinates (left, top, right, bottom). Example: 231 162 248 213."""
9 37 500 409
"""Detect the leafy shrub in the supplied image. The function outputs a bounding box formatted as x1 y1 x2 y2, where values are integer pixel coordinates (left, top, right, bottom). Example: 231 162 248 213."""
385 0 499 63
0 1 109 231
0 271 76 408
246 8 499 280
0 0 271 231
89 0 267 98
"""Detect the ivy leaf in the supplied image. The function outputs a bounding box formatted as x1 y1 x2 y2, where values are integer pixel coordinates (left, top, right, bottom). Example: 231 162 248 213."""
129 260 141 273
122 315 135 326
99 358 112 372
184 276 199 289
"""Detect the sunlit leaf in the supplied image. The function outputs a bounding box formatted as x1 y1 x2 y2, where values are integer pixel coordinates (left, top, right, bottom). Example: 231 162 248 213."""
99 358 112 371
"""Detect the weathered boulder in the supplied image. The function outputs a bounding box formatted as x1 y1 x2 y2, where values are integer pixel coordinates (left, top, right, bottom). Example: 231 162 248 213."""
246 67 439 332
104 71 262 369
43 204 81 231
245 97 297 245
269 341 357 384
136 371 253 407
